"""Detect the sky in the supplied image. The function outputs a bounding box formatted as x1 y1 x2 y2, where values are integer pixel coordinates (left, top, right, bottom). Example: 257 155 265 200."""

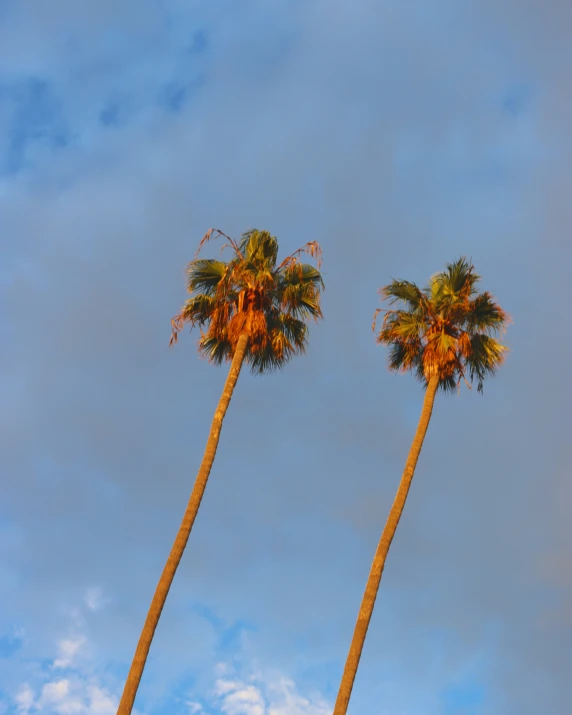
1 0 571 713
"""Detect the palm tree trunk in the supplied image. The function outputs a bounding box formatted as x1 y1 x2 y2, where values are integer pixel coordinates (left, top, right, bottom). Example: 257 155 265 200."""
117 333 250 715
332 374 440 715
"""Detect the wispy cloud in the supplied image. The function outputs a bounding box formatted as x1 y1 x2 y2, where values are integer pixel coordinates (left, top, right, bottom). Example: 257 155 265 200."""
9 612 330 715
14 683 34 714
15 678 117 715
83 587 109 613
8 595 119 715
189 663 331 715
53 636 86 670
215 678 265 715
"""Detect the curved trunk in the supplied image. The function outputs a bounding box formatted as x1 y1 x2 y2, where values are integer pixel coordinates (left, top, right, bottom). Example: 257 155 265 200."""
117 333 250 715
332 375 440 715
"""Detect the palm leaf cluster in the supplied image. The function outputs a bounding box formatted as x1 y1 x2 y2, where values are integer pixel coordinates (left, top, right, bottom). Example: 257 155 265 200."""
170 228 324 372
374 258 508 392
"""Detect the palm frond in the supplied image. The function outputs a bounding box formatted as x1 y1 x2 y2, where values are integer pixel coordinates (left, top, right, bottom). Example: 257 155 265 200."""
429 258 478 320
187 259 229 295
465 292 509 334
198 335 233 365
378 310 428 342
465 334 508 392
248 314 308 373
278 266 324 320
237 229 278 269
381 280 425 310
438 257 479 297
386 341 422 372
280 262 324 287
436 373 459 393
181 294 217 325
428 331 457 355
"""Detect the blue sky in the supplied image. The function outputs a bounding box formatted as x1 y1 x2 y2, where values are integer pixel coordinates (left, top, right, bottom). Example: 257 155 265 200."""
1 0 571 713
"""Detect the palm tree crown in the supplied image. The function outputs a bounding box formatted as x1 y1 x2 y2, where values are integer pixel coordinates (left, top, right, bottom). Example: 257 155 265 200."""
170 228 324 371
374 257 508 392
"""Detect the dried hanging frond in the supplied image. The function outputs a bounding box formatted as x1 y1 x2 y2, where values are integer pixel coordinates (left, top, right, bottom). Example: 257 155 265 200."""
194 228 240 258
277 241 323 271
169 314 186 346
372 307 384 332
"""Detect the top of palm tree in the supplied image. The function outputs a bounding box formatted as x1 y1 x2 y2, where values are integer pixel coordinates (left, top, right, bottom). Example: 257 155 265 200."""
374 257 509 393
170 228 325 373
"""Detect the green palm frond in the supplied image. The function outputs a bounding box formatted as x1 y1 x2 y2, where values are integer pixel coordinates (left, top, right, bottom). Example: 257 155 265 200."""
465 334 507 393
381 280 426 311
187 259 229 295
279 264 324 320
239 229 279 269
199 335 233 365
379 310 428 342
434 372 458 393
436 257 479 297
430 258 479 322
276 313 308 349
180 294 218 326
375 257 508 393
386 341 421 372
464 292 508 332
281 262 324 288
248 313 307 373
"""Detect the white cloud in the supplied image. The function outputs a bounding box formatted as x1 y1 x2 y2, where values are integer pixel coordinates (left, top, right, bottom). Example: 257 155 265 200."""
53 636 86 669
14 683 34 714
12 679 119 715
266 677 330 715
13 662 329 715
215 680 265 715
212 666 331 715
83 587 108 613
11 617 329 715
214 662 232 677
9 598 120 715
28 678 118 715
214 678 244 696
85 685 117 715
37 679 81 714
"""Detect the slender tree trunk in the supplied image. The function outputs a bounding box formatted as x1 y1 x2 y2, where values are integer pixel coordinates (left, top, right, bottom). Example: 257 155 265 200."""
332 374 440 715
117 333 250 715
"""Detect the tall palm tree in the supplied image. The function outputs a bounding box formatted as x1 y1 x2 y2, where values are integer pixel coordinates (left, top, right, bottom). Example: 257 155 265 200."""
118 228 324 715
333 258 508 715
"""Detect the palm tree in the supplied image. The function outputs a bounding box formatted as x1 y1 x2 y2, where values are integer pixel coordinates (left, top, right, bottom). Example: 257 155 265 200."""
333 258 508 715
118 228 324 715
